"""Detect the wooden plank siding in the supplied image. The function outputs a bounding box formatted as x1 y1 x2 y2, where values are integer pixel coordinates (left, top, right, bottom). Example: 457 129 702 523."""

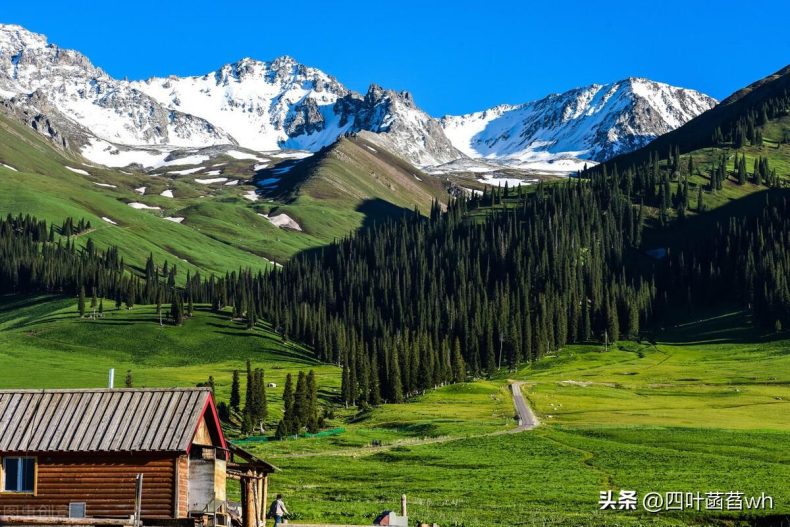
0 454 177 519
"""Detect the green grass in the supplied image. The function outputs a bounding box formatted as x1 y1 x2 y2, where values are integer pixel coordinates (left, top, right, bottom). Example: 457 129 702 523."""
0 295 339 421
1 298 787 526
519 311 790 430
0 117 448 275
258 309 789 526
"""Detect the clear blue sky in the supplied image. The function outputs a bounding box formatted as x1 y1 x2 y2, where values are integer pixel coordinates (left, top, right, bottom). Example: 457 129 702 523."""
4 0 789 116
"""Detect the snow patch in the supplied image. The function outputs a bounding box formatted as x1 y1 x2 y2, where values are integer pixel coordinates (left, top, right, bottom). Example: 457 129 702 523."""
101 216 117 225
65 166 90 176
272 151 312 160
160 189 174 198
1 163 18 172
242 190 259 201
134 186 146 195
164 217 184 223
477 174 538 187
224 179 239 186
226 150 264 161
93 182 117 188
167 167 204 175
128 202 161 210
195 177 228 184
258 212 302 231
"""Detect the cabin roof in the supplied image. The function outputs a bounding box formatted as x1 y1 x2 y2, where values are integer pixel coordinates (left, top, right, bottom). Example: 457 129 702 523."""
0 388 221 453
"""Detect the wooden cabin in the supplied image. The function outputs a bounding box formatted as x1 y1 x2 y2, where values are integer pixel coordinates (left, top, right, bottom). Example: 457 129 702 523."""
0 388 276 526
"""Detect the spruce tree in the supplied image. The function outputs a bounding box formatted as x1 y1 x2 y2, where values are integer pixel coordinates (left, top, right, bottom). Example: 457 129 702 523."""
78 286 86 318
230 370 241 412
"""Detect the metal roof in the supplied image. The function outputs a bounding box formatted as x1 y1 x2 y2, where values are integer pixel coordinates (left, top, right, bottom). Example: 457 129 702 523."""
0 388 213 453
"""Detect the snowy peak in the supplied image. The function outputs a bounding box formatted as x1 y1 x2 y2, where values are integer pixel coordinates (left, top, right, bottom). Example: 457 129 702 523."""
441 77 716 167
0 24 231 148
0 24 716 172
344 84 459 166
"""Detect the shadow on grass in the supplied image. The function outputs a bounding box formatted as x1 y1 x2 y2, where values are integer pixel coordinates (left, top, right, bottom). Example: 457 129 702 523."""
648 307 786 346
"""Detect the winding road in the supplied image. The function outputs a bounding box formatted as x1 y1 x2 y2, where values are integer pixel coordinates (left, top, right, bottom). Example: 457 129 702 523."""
509 381 540 431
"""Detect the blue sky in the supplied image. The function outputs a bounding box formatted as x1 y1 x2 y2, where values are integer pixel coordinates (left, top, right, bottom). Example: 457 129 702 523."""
4 0 789 116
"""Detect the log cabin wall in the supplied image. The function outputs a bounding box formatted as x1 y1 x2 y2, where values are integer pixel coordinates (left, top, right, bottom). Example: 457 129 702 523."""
0 453 177 518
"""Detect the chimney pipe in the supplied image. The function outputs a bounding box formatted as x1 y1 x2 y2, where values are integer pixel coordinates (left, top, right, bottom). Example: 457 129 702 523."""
108 368 115 389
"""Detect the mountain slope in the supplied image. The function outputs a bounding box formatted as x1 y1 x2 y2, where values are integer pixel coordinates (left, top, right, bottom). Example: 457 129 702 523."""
250 134 448 239
603 64 790 168
441 78 716 170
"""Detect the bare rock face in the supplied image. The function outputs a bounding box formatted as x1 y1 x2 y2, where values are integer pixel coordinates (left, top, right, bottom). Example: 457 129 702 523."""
333 84 463 166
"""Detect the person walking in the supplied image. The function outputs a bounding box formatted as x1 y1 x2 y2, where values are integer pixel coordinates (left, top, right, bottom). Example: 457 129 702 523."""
269 494 288 526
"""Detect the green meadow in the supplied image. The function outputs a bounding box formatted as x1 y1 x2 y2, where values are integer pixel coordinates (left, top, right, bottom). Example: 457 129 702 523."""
1 296 787 526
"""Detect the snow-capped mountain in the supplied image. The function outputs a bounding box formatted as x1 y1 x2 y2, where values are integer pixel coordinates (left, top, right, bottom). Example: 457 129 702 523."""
441 79 717 170
0 24 459 167
0 24 232 148
0 23 716 172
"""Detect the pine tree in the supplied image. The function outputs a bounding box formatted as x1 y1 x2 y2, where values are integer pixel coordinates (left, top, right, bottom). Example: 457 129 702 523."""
306 370 319 433
451 338 466 383
230 370 241 412
124 370 133 388
244 360 254 417
282 373 295 434
78 286 86 318
293 371 308 431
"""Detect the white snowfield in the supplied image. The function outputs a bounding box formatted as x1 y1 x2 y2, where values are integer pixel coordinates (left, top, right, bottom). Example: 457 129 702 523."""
477 174 538 187
441 77 716 171
80 138 211 169
195 177 228 184
226 150 265 161
160 189 174 198
65 166 90 176
168 167 204 176
127 202 161 210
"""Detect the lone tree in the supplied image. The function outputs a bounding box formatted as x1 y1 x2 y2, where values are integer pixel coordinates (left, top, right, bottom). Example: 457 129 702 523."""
78 286 86 318
124 370 133 388
230 370 241 412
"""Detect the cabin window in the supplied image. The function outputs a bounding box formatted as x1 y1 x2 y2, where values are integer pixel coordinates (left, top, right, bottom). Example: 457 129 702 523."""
2 457 36 493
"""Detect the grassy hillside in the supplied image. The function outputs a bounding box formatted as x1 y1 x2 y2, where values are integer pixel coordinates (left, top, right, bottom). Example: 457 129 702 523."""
2 296 787 526
0 115 449 272
250 136 450 243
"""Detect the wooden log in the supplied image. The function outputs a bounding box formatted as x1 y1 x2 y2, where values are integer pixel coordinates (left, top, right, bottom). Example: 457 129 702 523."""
0 515 134 526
